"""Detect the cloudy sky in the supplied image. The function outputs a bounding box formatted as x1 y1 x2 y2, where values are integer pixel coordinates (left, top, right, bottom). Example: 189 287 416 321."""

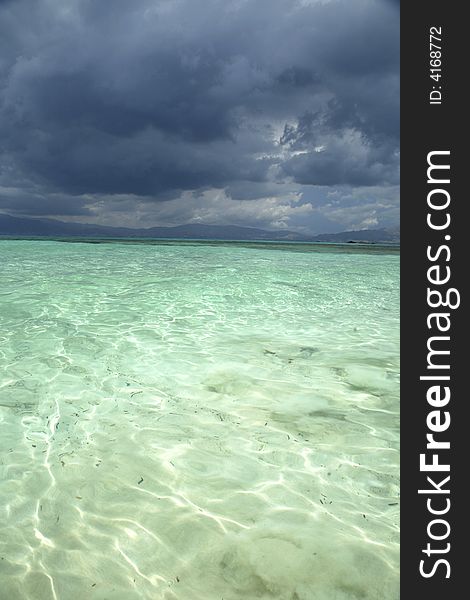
0 0 399 234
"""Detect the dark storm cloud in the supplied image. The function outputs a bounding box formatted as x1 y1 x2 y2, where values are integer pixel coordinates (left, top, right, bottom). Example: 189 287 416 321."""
0 192 92 216
0 0 399 227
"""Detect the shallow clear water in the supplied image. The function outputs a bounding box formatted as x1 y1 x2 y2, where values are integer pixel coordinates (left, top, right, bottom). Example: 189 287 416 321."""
0 240 399 600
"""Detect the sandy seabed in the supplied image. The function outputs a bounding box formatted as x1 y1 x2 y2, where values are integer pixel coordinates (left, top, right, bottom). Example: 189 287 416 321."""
0 240 399 599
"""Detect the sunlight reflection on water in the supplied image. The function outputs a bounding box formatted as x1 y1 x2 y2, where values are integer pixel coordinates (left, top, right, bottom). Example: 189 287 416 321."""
0 240 399 599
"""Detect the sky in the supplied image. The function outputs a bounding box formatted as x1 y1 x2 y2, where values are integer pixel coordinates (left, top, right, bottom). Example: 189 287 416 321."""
0 0 399 234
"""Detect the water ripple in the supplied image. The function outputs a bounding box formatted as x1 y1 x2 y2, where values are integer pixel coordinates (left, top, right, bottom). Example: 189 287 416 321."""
0 240 399 599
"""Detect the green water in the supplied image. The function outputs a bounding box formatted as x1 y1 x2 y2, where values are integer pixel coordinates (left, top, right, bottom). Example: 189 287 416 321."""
0 240 399 600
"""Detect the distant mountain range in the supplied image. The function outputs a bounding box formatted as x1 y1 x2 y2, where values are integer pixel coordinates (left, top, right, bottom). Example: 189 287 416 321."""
0 214 400 243
311 226 400 244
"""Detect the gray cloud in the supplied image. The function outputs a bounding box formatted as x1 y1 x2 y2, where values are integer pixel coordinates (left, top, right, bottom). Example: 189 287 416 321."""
0 0 399 232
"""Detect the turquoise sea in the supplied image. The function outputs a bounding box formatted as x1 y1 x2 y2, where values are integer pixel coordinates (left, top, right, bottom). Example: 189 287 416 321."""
0 240 399 600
